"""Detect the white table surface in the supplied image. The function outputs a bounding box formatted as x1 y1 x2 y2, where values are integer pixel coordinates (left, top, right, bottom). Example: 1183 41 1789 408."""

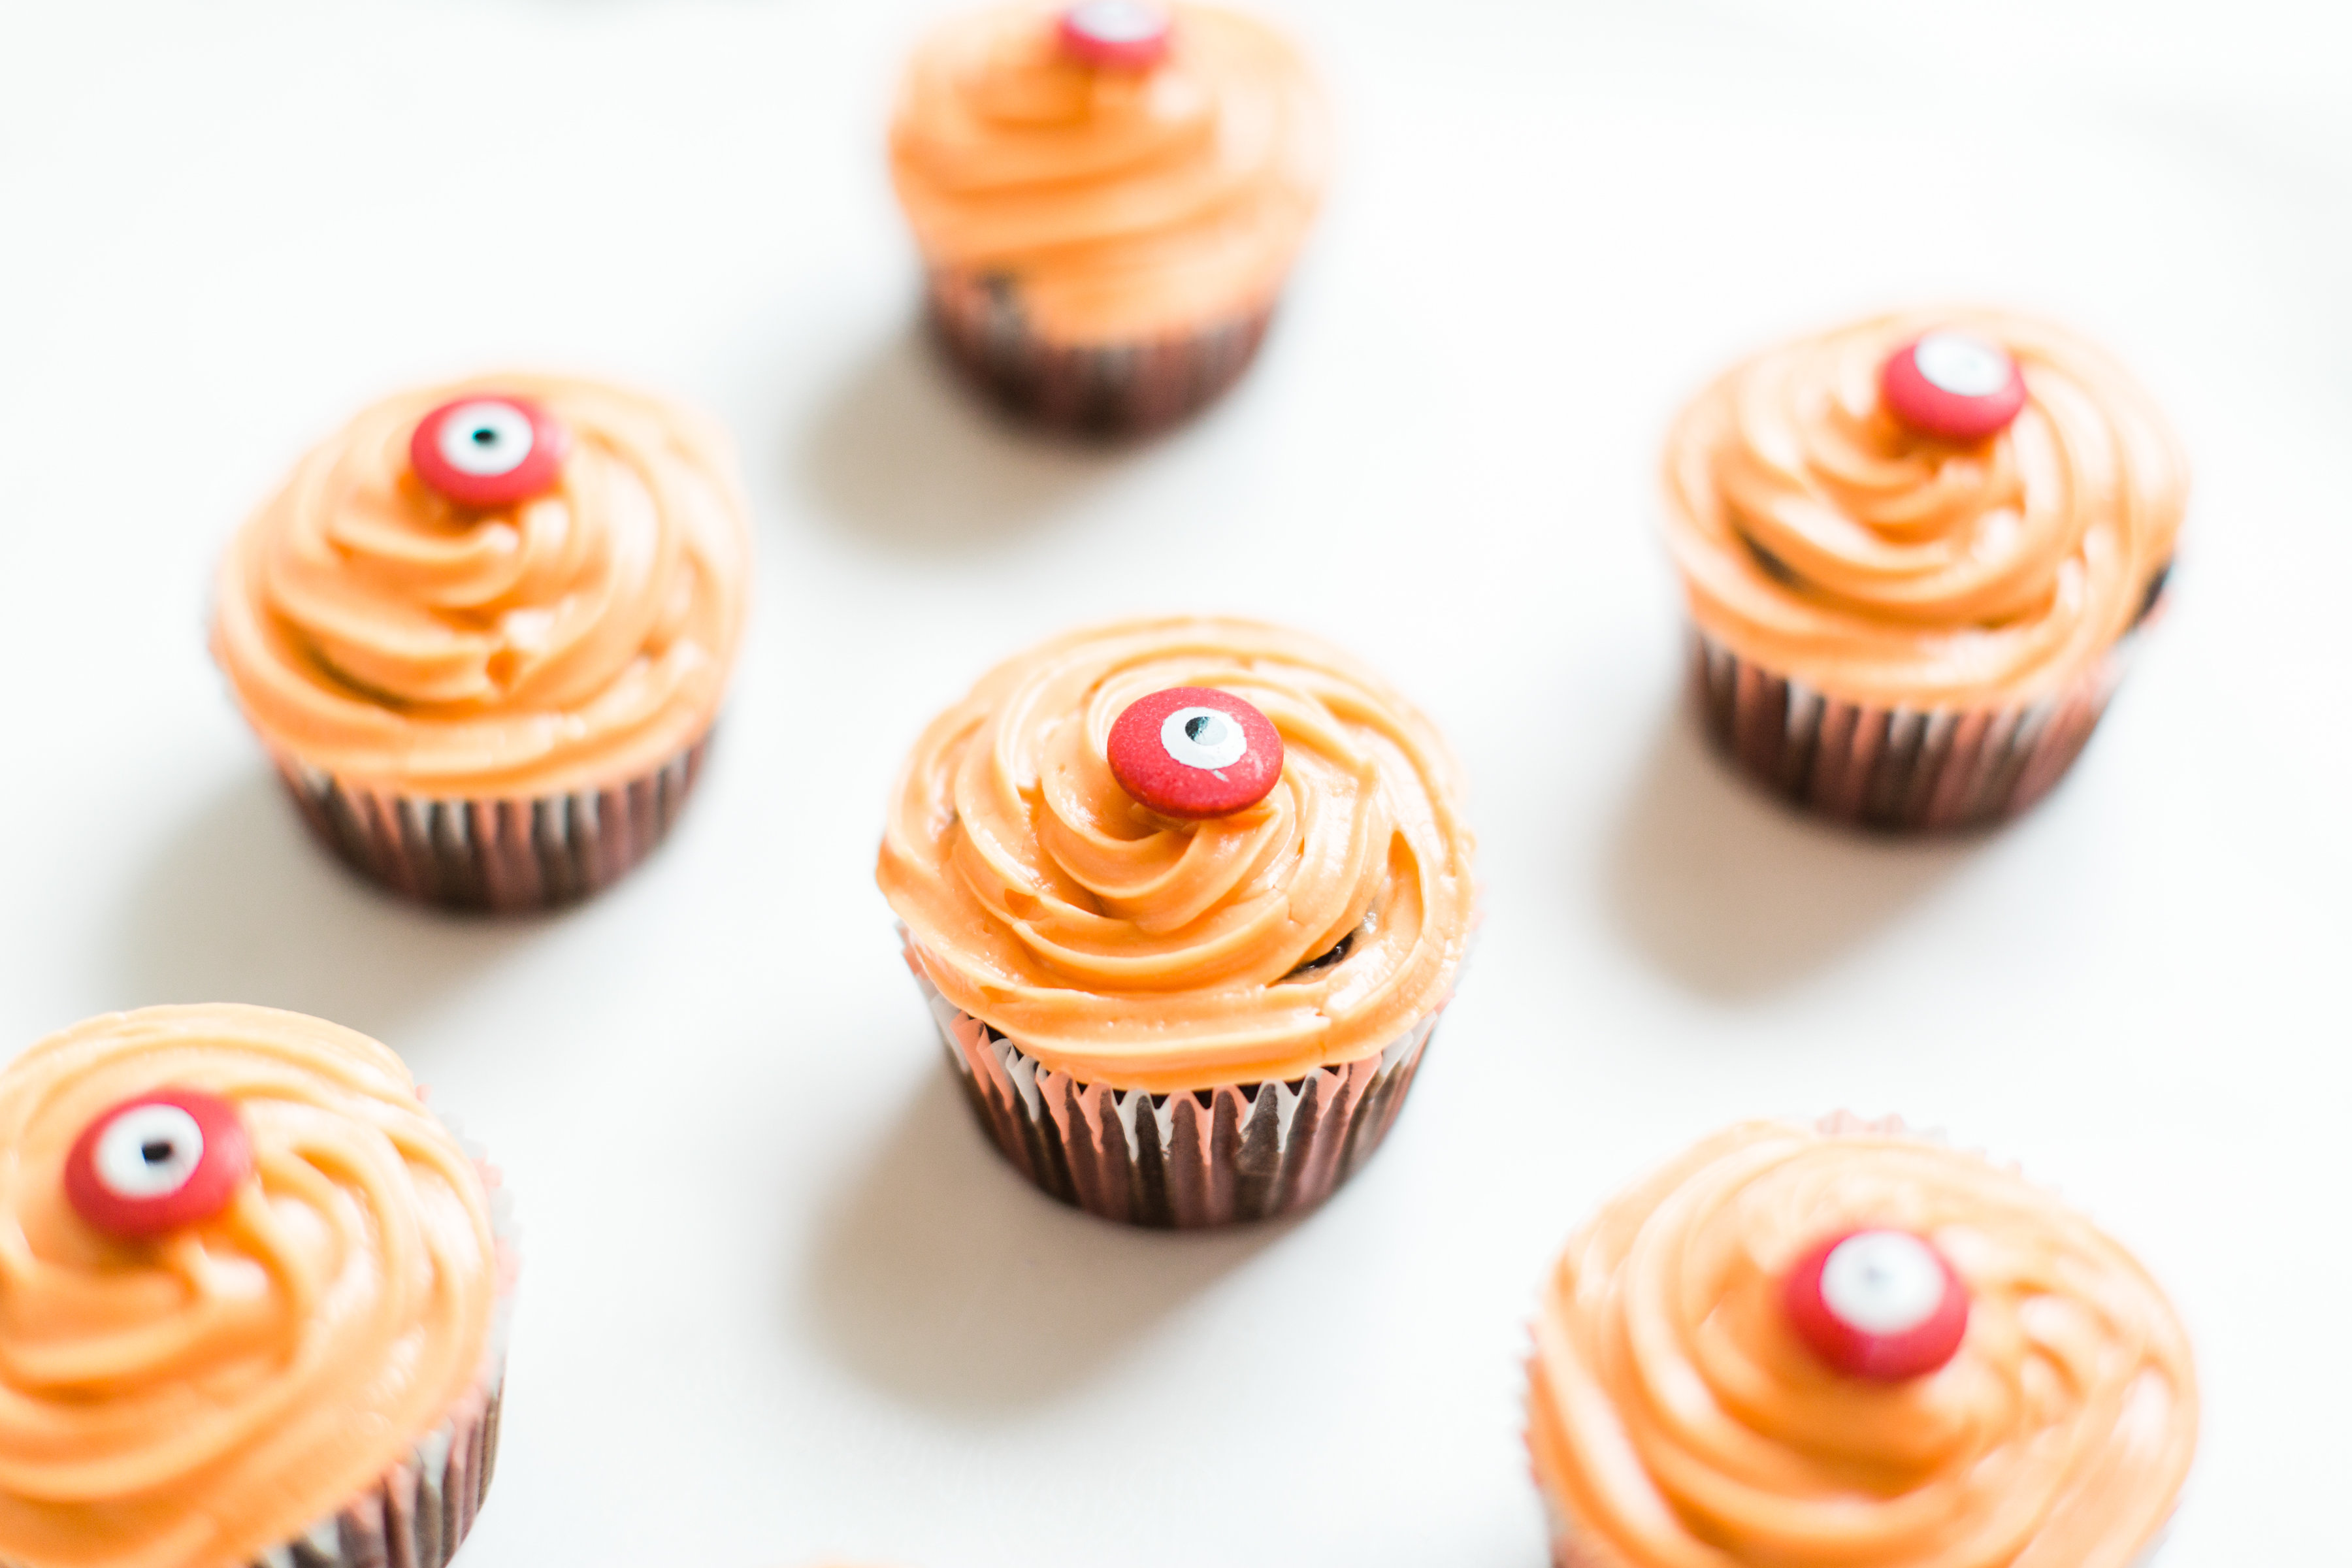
3 1 2347 1563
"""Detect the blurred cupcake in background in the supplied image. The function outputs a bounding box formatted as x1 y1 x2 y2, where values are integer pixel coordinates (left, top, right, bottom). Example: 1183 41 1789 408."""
214 374 753 911
1527 1115 2197 1568
1661 310 2185 830
0 1004 514 1568
877 616 1475 1227
890 1 1330 437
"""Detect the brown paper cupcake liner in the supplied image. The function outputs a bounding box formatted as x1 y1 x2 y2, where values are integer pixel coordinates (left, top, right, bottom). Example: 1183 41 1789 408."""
255 1134 519 1568
906 944 1438 1228
253 1372 502 1568
269 734 710 913
923 269 1276 439
1688 598 2164 832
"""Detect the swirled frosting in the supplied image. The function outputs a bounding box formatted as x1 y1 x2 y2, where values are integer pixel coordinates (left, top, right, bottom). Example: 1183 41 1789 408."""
0 1005 498 1568
1527 1120 2198 1568
214 374 751 798
877 617 1476 1091
1663 310 2187 707
889 3 1330 344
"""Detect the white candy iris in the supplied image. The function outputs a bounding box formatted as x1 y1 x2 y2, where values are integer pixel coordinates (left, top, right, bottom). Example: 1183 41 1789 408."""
1912 331 2014 399
1066 0 1165 44
1161 705 1250 770
434 400 536 478
1819 1230 1948 1334
92 1103 204 1200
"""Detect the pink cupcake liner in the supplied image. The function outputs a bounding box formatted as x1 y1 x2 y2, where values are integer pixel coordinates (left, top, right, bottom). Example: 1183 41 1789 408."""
1688 591 2166 832
269 735 710 913
924 269 1275 438
905 944 1437 1228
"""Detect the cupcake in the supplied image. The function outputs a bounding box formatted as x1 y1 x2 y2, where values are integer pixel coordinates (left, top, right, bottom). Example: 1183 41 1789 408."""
0 1004 512 1568
1662 311 2186 830
889 1 1330 437
1527 1117 2198 1568
213 374 753 911
877 616 1476 1227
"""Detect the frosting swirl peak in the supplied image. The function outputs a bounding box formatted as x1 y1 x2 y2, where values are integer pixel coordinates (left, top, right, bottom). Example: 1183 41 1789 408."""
214 374 751 797
0 1005 498 1568
890 3 1330 343
1527 1119 2198 1568
1663 310 2186 706
877 617 1475 1090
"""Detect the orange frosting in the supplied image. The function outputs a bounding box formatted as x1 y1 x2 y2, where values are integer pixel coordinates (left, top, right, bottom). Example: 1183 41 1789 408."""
1527 1120 2198 1568
889 3 1330 344
1663 310 2187 708
0 1006 498 1568
877 617 1476 1092
213 374 751 798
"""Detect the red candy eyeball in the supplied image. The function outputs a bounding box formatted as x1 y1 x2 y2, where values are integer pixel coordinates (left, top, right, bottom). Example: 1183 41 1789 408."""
1107 686 1284 819
1784 1228 1970 1382
1880 330 2029 442
408 395 570 510
1058 0 1173 69
64 1089 254 1239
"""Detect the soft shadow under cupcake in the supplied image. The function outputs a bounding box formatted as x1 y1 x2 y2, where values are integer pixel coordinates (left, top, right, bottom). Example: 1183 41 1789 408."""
109 769 544 1042
800 1068 1282 1413
1604 710 1970 1002
795 320 1123 555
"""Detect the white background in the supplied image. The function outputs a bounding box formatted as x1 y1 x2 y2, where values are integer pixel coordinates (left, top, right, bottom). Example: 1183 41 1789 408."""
1 1 2347 1563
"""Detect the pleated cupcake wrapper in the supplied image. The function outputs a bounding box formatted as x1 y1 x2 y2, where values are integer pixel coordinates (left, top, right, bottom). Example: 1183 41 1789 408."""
269 734 709 913
252 1130 520 1568
905 943 1437 1228
1687 612 2159 832
924 268 1275 438
252 1371 502 1568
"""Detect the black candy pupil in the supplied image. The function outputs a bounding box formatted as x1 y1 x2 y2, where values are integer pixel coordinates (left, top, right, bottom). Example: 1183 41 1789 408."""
1186 715 1222 743
470 425 498 446
141 1139 175 1165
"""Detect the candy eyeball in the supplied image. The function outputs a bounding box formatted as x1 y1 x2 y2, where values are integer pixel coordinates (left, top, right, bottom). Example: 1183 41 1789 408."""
1880 330 2028 442
1911 332 2013 399
1819 1230 1950 1333
1160 706 1250 770
1107 685 1284 819
1783 1227 1969 1381
1058 0 1173 69
92 1102 205 1197
436 401 536 477
409 394 570 509
65 1089 255 1238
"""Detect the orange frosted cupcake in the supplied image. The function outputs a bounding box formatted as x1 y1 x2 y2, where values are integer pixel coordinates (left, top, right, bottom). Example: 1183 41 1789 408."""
889 1 1330 436
1663 310 2186 830
877 617 1475 1227
0 1005 513 1568
1527 1117 2198 1568
214 374 753 909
